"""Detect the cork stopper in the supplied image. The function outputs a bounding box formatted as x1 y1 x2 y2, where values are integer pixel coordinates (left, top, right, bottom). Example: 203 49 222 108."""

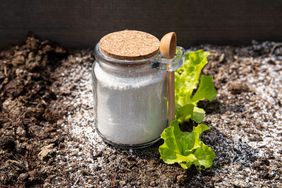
99 30 160 60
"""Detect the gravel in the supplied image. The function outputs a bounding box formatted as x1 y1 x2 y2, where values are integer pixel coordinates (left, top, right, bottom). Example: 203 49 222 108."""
0 37 281 187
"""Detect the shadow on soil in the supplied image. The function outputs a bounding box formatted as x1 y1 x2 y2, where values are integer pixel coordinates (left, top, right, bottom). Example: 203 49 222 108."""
199 99 246 114
104 99 264 187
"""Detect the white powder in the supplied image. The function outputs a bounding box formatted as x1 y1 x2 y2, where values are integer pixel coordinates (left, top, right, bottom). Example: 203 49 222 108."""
94 63 167 145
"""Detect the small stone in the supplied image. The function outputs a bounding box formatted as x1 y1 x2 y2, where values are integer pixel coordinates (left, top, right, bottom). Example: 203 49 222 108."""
176 174 184 183
228 81 250 94
92 151 102 159
16 126 26 136
11 55 25 66
38 144 55 160
219 54 225 63
267 59 276 65
149 180 156 186
42 44 53 53
249 134 263 142
119 180 126 186
18 173 28 181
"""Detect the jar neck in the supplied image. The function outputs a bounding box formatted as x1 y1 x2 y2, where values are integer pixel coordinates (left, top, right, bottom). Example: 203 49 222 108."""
94 44 185 75
95 44 160 76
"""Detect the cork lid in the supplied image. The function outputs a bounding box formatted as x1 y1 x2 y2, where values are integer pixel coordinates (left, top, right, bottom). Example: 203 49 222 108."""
99 30 160 60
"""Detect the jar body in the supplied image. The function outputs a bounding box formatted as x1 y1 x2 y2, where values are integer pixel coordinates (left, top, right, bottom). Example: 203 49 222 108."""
92 47 168 147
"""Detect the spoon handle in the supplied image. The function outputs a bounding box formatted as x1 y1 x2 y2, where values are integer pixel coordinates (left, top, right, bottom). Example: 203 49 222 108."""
160 32 177 121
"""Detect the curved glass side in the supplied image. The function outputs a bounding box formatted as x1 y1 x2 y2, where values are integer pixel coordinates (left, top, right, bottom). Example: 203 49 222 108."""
91 62 97 122
152 46 185 71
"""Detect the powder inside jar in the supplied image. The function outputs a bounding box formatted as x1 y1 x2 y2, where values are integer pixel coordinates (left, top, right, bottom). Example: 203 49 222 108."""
94 64 167 145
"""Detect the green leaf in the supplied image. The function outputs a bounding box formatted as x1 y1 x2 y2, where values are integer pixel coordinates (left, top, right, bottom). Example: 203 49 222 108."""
174 50 216 124
159 122 215 170
192 106 205 123
175 50 213 123
192 75 217 103
176 104 194 122
194 143 216 169
175 50 209 107
159 120 183 164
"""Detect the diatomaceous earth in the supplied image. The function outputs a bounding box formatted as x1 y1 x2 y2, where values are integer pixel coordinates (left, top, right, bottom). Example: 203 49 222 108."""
1 37 281 187
93 62 167 145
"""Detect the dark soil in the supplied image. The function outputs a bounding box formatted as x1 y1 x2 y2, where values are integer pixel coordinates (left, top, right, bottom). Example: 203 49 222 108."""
0 36 281 188
0 36 71 187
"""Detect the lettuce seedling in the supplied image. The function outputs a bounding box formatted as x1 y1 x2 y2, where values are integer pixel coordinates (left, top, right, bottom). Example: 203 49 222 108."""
159 121 215 169
159 50 216 170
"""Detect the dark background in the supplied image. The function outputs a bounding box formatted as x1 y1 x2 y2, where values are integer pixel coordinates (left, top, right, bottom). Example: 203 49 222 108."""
0 0 281 49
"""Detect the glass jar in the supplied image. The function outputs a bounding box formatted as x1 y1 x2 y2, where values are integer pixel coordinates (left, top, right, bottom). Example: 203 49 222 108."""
92 44 184 148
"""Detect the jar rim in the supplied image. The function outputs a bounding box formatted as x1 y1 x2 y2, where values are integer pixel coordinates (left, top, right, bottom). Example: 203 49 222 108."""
95 44 159 65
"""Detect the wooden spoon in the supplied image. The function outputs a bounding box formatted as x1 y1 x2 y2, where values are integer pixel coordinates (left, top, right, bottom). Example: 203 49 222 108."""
160 32 177 121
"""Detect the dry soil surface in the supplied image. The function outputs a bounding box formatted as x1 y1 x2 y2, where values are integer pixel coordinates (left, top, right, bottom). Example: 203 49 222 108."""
0 37 281 187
